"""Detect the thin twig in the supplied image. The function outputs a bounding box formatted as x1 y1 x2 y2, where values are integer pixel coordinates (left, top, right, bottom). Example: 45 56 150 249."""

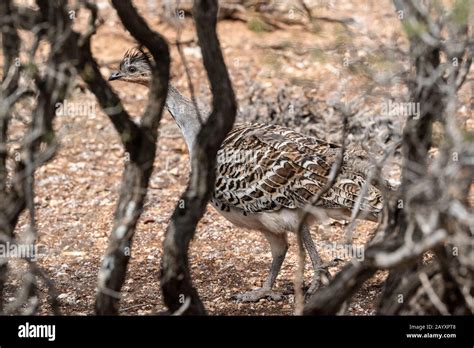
175 0 203 125
294 112 348 315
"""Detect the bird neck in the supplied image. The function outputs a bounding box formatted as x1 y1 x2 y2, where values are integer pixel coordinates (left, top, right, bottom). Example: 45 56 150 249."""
164 85 203 155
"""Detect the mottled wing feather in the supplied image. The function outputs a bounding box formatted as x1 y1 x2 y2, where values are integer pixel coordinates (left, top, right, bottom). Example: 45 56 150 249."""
212 123 383 218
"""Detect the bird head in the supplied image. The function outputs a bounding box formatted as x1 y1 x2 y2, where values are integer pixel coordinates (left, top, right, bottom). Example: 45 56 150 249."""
108 47 152 86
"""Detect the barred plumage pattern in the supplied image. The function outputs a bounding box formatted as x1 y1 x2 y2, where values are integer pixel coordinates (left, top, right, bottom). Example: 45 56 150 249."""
211 123 383 220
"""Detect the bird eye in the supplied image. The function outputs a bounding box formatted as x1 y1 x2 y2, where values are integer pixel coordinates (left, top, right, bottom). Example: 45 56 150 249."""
128 66 137 73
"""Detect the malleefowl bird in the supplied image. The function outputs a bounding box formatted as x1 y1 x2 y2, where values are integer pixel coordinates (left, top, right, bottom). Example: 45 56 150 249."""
108 48 383 302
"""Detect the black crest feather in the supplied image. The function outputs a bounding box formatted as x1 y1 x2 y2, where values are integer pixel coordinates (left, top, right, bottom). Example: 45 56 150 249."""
120 47 151 69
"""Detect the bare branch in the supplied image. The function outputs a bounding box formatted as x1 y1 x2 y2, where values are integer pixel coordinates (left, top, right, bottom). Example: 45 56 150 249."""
160 0 237 315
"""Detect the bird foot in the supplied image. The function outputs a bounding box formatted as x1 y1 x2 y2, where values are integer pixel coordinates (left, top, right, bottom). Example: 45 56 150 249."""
232 288 284 302
305 264 335 299
305 277 323 300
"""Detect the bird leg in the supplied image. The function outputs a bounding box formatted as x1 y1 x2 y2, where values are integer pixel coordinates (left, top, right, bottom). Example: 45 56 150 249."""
233 231 288 302
301 225 331 296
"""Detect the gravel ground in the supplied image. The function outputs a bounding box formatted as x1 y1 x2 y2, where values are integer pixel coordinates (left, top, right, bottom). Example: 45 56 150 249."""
5 0 472 315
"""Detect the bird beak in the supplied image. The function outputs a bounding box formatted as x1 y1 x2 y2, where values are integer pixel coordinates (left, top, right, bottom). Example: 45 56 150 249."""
108 71 124 81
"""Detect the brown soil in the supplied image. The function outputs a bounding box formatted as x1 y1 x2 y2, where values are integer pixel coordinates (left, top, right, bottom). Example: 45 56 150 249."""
5 0 472 315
